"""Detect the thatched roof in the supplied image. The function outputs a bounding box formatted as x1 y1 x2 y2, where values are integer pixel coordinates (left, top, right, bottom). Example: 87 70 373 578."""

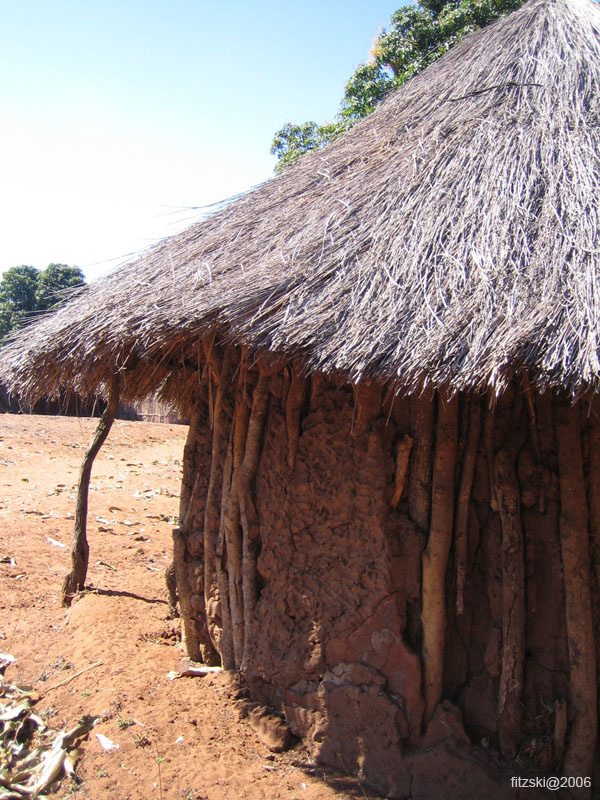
3 0 600 403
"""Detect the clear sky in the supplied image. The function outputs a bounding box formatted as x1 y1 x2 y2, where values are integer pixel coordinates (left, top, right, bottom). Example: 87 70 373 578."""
1 0 403 281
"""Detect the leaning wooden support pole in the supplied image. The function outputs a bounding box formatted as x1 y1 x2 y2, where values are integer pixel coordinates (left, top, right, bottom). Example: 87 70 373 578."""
554 400 597 780
61 374 120 606
495 441 526 760
421 389 458 725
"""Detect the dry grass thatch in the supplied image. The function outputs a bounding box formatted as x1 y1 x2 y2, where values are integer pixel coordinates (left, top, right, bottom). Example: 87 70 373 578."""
2 0 600 403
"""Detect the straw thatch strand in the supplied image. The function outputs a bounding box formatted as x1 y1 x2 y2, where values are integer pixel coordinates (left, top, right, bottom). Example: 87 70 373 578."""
2 0 600 403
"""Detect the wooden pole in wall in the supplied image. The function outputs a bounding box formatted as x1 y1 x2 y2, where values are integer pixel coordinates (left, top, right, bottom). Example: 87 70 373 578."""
587 399 600 627
202 346 233 654
285 364 307 470
240 367 271 667
454 398 481 616
495 439 526 760
421 388 458 725
554 399 597 780
409 385 434 533
172 412 203 660
221 387 251 667
61 374 120 606
216 433 236 670
173 407 220 665
483 395 498 511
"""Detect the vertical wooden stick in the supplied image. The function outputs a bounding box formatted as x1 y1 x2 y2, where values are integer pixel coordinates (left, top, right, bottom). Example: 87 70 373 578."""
61 374 120 606
352 380 381 434
216 433 236 670
202 347 233 651
455 398 481 616
421 388 458 725
408 385 434 533
483 394 498 511
553 697 568 769
554 399 597 780
174 408 220 664
285 364 307 470
390 434 413 508
172 412 202 657
240 368 271 668
172 527 201 660
179 408 200 521
220 386 250 668
587 398 600 629
522 372 542 463
495 441 526 760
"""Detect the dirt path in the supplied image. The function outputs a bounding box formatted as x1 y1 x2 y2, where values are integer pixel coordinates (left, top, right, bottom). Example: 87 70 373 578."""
0 414 373 800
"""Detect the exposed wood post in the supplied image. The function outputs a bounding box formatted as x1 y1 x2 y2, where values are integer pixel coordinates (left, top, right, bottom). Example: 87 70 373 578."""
216 433 236 670
172 527 201 660
390 434 413 508
173 409 220 664
455 397 481 615
554 697 568 769
352 380 381 434
285 363 307 470
220 384 251 668
179 408 201 520
61 373 120 606
483 394 498 511
202 346 234 652
409 385 434 533
421 388 459 725
172 411 202 654
587 398 600 628
522 372 542 462
495 437 526 760
554 399 597 780
240 367 271 668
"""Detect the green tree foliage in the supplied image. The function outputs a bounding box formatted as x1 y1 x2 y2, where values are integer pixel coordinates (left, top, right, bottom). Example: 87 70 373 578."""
270 121 345 172
35 263 85 311
0 306 17 341
271 0 526 171
0 266 40 314
0 263 85 340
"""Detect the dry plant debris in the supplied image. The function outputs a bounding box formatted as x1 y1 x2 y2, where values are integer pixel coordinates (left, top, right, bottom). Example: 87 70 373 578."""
0 656 96 799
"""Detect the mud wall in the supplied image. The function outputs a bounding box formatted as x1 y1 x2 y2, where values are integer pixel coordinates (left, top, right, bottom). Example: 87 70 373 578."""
174 348 599 799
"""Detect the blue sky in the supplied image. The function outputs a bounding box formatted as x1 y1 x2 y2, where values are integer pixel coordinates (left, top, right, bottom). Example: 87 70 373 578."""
1 0 404 280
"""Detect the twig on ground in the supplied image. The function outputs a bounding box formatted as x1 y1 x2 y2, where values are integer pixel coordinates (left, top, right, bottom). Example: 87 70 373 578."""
44 661 103 692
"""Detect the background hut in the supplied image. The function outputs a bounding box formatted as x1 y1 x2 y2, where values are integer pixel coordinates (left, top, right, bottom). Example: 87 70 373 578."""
2 0 600 795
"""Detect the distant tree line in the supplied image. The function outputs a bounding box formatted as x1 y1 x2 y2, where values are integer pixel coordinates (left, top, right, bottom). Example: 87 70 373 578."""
0 264 85 340
271 0 525 172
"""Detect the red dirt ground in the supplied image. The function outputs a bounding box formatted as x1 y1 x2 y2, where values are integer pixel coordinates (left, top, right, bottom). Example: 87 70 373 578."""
0 414 374 800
